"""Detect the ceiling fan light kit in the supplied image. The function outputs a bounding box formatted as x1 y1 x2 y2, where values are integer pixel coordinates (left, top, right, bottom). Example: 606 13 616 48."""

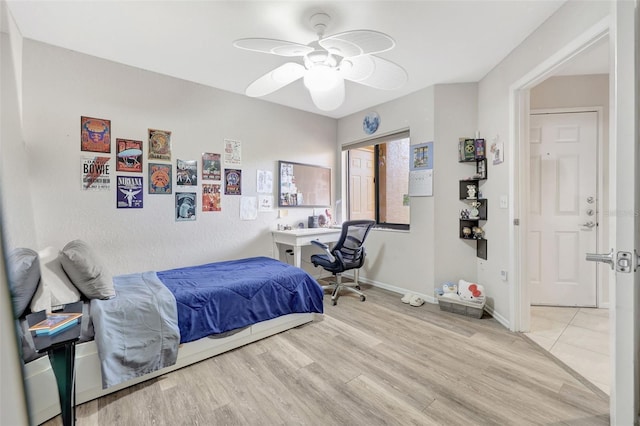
233 12 407 111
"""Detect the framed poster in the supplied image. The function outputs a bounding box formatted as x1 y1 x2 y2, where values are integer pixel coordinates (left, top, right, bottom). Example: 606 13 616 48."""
116 138 143 173
116 175 143 208
81 116 111 153
148 129 172 161
224 169 242 195
177 159 197 186
148 163 172 194
202 153 221 180
176 192 196 221
202 183 221 212
81 156 111 190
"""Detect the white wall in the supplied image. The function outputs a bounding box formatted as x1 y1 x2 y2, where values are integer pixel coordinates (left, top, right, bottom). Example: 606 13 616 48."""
0 17 31 425
530 73 610 306
477 0 610 326
337 83 479 300
12 39 337 276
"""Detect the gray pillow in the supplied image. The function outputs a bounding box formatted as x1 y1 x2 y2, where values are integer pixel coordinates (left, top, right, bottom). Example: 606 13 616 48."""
8 248 41 318
59 240 115 300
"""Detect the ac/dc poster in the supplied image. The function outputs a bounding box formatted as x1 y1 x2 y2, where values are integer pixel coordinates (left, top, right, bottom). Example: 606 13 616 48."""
176 192 196 221
116 175 143 208
116 138 143 173
81 156 111 190
224 169 242 195
148 129 172 161
81 116 111 153
177 159 197 186
202 183 221 212
148 163 172 194
202 153 221 181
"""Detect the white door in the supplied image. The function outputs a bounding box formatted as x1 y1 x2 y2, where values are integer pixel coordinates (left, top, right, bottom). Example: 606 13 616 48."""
529 111 598 306
348 148 375 220
606 1 639 423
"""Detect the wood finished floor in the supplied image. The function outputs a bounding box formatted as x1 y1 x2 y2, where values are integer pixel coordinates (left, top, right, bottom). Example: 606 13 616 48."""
43 284 609 425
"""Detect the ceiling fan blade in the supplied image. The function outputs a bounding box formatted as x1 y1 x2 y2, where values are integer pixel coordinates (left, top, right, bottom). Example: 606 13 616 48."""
233 38 314 57
318 30 395 58
245 62 306 97
340 55 407 90
308 79 346 111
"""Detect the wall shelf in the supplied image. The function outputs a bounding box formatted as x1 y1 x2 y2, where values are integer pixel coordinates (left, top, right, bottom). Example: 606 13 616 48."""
458 139 487 260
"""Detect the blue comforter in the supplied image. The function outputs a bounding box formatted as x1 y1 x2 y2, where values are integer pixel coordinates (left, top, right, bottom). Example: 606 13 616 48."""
157 256 324 343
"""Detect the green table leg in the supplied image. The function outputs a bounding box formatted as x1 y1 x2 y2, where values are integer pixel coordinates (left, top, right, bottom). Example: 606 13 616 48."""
47 342 76 426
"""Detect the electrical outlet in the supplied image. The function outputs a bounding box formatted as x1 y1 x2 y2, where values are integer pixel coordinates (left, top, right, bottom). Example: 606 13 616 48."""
500 270 508 281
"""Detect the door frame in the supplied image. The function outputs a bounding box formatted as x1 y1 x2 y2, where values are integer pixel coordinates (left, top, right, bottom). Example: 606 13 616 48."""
528 107 606 308
508 16 609 332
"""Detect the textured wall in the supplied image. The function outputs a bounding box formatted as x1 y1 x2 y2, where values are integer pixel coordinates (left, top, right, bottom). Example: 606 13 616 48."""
8 39 337 276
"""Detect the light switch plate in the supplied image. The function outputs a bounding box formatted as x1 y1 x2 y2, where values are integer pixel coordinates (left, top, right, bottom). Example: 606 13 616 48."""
499 195 508 209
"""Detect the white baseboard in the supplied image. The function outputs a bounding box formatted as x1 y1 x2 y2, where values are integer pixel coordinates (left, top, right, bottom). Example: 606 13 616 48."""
352 274 511 327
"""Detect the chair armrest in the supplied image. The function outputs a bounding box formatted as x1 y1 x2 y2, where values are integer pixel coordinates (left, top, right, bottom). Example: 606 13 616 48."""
311 239 335 262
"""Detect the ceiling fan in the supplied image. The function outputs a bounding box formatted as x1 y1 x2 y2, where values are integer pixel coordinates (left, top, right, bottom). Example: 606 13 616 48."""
233 12 408 111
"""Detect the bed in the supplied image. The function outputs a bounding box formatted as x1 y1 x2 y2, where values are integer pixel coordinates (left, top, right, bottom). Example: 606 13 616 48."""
10 244 324 425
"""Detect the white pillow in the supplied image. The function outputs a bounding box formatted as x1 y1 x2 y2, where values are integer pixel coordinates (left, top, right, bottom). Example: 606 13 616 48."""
37 246 81 309
29 279 51 313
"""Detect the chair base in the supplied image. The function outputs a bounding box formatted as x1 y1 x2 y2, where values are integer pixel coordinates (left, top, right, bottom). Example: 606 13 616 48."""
322 273 366 305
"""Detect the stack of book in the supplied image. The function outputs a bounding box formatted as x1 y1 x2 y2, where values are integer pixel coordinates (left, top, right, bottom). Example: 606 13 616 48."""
28 312 82 336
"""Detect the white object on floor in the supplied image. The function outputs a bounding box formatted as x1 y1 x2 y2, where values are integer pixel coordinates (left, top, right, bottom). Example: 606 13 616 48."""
409 295 424 307
401 293 412 304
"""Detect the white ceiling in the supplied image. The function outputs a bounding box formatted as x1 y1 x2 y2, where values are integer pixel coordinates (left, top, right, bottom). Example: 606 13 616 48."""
4 1 608 119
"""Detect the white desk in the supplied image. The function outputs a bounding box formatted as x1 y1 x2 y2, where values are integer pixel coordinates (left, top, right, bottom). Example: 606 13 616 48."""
272 227 342 268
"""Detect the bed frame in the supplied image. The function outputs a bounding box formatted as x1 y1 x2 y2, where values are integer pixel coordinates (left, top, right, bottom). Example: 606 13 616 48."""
23 312 320 425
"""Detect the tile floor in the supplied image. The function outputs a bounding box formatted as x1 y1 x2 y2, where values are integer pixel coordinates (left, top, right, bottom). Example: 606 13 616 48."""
524 305 610 394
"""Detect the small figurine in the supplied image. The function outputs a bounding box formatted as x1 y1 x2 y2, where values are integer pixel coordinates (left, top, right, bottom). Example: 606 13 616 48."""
462 226 472 238
460 209 469 219
472 226 484 239
467 184 477 199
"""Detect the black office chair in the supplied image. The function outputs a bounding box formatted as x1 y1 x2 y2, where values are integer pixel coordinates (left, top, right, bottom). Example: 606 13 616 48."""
311 220 375 305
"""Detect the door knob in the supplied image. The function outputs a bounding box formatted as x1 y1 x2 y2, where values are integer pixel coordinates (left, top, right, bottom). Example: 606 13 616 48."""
579 221 596 228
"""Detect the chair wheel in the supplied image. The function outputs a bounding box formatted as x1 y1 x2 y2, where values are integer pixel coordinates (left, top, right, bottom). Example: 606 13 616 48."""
332 300 337 306
355 285 361 290
360 295 366 302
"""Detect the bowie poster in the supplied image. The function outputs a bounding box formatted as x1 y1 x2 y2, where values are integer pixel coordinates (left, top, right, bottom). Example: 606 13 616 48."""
116 175 143 208
81 156 111 190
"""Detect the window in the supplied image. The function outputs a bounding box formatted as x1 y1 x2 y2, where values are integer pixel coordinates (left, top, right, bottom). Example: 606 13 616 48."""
345 131 410 230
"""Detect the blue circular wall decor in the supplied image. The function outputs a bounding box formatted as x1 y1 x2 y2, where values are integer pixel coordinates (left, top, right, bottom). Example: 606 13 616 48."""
363 112 380 135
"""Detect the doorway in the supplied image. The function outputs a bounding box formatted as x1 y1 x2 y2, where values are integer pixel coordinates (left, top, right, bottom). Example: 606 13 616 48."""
528 109 600 307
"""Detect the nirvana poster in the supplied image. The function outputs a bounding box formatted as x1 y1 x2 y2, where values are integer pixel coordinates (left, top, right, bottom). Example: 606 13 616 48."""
148 163 172 194
116 138 143 173
148 129 172 161
202 183 221 212
202 152 221 181
224 169 242 195
81 156 111 190
116 175 143 208
176 192 196 221
81 116 111 153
